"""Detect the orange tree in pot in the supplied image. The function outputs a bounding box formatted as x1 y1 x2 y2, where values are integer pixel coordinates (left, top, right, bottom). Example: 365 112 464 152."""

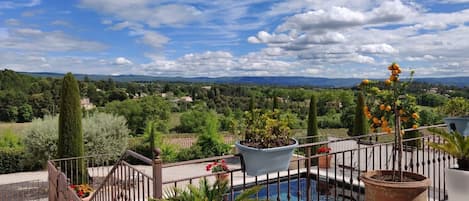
360 63 430 201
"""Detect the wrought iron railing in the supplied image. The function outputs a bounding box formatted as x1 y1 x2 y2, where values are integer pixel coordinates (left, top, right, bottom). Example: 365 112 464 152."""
48 124 454 201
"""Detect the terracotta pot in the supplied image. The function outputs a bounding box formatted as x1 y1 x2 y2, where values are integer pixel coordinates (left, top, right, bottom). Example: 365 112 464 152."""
318 155 332 168
215 173 230 182
361 170 430 201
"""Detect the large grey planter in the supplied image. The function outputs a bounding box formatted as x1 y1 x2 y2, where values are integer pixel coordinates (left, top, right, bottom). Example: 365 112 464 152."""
446 168 469 201
444 117 469 136
235 139 298 176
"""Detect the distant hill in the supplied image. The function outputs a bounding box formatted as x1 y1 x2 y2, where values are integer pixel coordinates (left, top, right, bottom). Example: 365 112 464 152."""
20 72 469 88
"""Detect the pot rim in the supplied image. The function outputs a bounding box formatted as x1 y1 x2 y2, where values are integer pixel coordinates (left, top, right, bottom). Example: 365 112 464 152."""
235 138 298 152
360 170 431 189
443 117 469 120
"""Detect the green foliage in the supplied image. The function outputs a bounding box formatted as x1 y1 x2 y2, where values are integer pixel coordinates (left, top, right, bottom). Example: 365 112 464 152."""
177 104 212 133
0 147 26 174
177 112 230 160
429 128 469 170
416 93 447 107
58 73 84 158
23 113 130 170
439 97 469 117
104 95 171 134
418 108 443 126
23 116 58 169
152 178 261 201
144 121 178 162
318 114 343 128
82 113 130 161
17 104 33 123
58 73 86 184
0 129 22 148
351 93 368 136
307 94 319 142
243 109 292 148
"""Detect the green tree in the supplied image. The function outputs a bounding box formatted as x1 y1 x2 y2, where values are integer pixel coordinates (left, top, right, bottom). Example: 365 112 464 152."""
307 94 319 143
352 93 368 136
58 73 86 184
307 94 320 165
17 104 33 123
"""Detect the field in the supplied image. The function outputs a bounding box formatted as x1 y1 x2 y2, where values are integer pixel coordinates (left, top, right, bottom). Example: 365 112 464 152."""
0 122 31 136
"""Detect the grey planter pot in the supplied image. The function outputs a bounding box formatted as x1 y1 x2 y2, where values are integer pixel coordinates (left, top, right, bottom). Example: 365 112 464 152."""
235 139 298 176
443 117 469 136
446 168 469 201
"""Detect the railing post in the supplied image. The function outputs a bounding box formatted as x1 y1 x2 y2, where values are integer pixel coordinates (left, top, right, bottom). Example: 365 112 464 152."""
306 147 311 201
153 148 163 199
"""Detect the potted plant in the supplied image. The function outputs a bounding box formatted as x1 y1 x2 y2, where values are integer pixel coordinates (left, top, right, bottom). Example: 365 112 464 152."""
150 178 262 201
360 63 430 201
429 128 469 201
70 184 93 201
440 97 469 136
206 160 230 181
317 146 332 168
235 109 298 176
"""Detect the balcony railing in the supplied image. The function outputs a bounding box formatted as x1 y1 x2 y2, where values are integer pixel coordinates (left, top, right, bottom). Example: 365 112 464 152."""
48 124 454 201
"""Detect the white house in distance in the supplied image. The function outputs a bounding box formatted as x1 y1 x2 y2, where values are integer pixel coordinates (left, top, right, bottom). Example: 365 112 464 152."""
179 96 193 102
80 97 95 110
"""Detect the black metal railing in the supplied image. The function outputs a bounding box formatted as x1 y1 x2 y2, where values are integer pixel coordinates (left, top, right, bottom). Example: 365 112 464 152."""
158 124 454 201
48 124 453 201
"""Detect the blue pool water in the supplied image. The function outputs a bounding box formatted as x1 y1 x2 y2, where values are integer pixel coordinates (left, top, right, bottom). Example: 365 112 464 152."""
234 178 344 201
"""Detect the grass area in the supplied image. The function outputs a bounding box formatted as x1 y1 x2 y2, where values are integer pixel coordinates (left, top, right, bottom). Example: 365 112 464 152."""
0 122 31 136
168 112 181 130
291 128 348 138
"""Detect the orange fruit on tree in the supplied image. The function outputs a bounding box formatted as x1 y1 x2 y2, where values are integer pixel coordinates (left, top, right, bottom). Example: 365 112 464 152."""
385 105 392 112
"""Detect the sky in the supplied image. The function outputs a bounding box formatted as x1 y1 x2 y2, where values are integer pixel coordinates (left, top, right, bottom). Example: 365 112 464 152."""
1 0 469 78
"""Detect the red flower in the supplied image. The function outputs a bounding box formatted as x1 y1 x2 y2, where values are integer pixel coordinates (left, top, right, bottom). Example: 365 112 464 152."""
317 146 331 154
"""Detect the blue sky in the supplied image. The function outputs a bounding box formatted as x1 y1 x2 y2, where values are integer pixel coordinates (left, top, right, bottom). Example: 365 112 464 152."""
1 0 469 78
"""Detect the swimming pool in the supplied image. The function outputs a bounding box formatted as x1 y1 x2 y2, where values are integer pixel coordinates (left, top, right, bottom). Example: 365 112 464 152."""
234 177 352 201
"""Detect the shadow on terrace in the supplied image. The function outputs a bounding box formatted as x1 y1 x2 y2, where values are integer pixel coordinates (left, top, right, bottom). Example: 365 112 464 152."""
48 124 454 201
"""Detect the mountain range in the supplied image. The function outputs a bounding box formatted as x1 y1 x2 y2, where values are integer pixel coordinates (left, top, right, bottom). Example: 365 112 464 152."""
21 72 469 88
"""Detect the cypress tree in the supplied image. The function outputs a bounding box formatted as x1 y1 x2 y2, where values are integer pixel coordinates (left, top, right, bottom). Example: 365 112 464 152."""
58 73 86 184
249 96 255 112
273 96 279 111
307 94 319 143
307 94 319 165
352 92 368 137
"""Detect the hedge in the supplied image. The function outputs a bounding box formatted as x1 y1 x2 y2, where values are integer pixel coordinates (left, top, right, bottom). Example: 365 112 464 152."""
0 147 26 174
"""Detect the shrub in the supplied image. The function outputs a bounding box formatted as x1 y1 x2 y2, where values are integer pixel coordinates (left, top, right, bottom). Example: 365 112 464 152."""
318 115 342 128
0 147 26 174
23 113 130 170
0 129 23 148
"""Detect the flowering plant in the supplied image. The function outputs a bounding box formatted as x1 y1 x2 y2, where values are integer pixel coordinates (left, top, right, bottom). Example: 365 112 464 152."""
205 160 229 173
70 184 93 198
317 146 331 154
361 62 419 181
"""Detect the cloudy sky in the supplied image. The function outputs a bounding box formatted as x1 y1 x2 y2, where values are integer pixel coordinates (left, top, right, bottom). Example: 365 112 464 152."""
1 0 469 78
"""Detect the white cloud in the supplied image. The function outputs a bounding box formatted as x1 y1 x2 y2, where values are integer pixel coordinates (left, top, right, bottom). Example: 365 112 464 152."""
0 28 107 52
0 0 40 9
4 18 20 26
50 20 71 27
21 9 43 17
79 1 201 28
139 31 169 49
359 43 398 54
277 7 366 32
114 57 133 65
